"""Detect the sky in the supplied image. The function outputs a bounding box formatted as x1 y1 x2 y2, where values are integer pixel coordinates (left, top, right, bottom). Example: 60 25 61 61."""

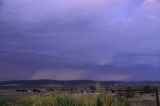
0 0 160 81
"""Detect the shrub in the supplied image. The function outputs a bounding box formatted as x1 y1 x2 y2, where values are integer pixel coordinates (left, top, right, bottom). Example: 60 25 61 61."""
125 86 134 98
143 85 152 94
96 94 113 106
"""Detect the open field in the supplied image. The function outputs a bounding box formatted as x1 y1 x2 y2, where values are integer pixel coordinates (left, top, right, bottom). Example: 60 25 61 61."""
0 80 160 106
0 90 159 106
0 91 158 106
0 92 128 106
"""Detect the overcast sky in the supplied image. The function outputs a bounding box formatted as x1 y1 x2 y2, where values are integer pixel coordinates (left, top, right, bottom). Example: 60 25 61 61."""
0 0 160 81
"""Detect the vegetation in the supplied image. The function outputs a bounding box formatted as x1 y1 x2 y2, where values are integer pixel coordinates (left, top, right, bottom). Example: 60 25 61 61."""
125 86 134 98
96 94 113 106
95 82 105 93
143 85 152 94
0 93 129 106
111 95 129 106
0 97 9 106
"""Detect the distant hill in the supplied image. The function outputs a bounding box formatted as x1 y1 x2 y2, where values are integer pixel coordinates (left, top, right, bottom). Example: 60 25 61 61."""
0 80 95 86
0 80 160 88
0 80 119 87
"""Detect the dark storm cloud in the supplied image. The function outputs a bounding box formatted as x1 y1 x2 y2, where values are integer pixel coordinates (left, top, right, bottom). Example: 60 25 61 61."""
0 0 160 81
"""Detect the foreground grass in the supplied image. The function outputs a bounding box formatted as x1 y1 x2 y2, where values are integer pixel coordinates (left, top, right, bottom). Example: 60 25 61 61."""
0 93 129 106
0 97 9 106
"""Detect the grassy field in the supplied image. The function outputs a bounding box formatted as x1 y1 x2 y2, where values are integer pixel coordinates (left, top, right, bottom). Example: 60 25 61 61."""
0 80 159 106
0 89 158 106
0 93 129 106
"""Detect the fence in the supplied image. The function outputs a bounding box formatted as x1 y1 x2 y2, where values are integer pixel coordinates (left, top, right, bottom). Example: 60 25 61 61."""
112 88 159 106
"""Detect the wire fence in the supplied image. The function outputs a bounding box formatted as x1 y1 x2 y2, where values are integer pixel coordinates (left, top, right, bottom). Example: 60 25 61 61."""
112 88 159 106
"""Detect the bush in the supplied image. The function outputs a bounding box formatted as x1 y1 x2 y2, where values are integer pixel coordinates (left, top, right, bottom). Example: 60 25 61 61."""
96 94 113 106
125 86 134 98
143 85 152 94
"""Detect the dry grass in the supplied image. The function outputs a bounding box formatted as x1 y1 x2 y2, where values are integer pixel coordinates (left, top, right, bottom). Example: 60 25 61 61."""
0 93 129 106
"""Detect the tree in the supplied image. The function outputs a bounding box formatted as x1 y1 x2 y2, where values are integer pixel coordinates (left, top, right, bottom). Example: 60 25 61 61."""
95 82 105 93
125 86 134 98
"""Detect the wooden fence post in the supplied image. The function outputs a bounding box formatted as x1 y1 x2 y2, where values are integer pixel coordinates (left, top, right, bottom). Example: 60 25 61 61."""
155 88 159 106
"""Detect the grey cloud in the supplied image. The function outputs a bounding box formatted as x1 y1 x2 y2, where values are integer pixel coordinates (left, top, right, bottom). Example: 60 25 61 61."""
1 0 160 81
